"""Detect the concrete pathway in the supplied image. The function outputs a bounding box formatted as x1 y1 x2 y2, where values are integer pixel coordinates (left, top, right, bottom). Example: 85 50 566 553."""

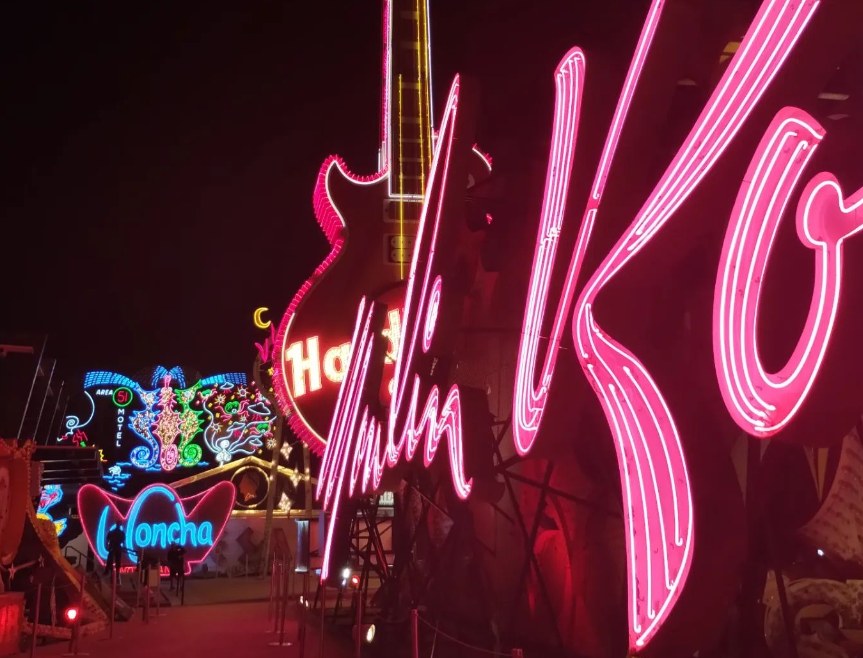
34 598 352 658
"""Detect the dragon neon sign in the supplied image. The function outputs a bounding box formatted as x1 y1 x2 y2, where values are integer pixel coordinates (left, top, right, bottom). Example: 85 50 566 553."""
316 0 863 651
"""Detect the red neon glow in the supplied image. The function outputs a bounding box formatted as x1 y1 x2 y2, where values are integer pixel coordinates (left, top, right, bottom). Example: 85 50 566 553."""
714 108 863 436
272 157 387 453
513 0 820 649
77 482 235 576
319 78 472 580
271 0 490 454
64 607 79 622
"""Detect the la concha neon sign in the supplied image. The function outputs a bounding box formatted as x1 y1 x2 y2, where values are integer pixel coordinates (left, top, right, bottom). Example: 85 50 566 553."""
78 482 234 574
317 0 863 652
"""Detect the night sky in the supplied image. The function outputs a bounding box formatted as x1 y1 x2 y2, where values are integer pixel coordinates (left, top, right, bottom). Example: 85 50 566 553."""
0 1 649 383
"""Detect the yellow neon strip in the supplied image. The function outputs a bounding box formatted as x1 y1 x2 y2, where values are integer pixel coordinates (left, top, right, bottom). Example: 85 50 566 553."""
416 0 426 195
398 73 405 280
422 0 432 169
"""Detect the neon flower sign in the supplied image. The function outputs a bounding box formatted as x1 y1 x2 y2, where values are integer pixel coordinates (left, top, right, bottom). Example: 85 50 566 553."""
62 368 276 491
319 0 835 651
78 482 234 574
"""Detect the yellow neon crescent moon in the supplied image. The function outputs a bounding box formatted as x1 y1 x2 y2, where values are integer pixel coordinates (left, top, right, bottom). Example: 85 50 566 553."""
253 307 271 329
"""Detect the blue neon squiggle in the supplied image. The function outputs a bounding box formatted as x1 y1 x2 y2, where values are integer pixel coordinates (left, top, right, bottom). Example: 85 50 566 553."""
62 391 95 437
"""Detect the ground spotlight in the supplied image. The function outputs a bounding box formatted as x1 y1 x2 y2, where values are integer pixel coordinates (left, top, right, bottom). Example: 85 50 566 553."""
364 624 376 644
341 567 351 580
64 607 79 623
350 574 360 589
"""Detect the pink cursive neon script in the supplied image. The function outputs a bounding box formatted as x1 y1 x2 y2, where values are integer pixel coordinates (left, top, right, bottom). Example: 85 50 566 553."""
320 0 834 651
514 0 819 650
318 77 472 581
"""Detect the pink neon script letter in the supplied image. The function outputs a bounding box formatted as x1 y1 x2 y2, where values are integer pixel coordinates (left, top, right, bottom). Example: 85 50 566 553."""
714 107 863 436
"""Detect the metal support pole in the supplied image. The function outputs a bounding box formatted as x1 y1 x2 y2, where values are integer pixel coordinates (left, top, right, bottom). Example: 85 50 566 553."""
30 583 42 658
268 552 277 621
32 359 55 441
298 570 308 658
270 559 282 634
109 568 116 639
288 558 294 598
65 571 86 656
17 336 46 439
43 380 63 444
155 570 161 617
269 557 292 647
260 415 284 578
354 588 362 658
144 583 150 624
318 582 326 658
411 608 419 658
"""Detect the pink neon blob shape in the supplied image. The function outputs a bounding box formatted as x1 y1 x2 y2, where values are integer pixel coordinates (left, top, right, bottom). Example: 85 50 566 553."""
714 108 863 436
515 0 820 650
318 78 473 581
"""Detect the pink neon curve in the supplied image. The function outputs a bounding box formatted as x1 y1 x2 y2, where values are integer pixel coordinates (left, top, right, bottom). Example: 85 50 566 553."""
715 108 863 436
272 157 387 455
572 1 819 648
318 78 473 580
513 0 665 456
423 275 442 353
513 48 585 455
514 0 820 649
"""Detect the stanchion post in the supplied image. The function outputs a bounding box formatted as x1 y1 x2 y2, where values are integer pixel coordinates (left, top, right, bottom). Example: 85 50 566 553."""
354 588 362 658
318 582 326 658
144 582 150 624
411 608 418 658
511 650 524 658
271 559 282 634
109 567 116 639
67 571 86 655
268 552 277 621
288 558 294 598
298 570 308 658
277 557 291 646
155 568 161 618
30 583 42 658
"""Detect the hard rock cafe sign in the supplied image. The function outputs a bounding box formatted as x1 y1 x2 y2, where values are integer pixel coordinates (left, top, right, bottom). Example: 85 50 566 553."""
314 0 863 652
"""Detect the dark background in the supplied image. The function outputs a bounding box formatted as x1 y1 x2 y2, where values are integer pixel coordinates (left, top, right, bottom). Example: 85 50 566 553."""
0 0 652 382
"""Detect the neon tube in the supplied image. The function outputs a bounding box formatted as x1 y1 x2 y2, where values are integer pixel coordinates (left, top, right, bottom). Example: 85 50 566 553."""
714 108 863 435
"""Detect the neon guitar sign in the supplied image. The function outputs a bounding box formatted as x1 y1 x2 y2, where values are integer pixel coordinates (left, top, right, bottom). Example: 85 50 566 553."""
272 0 490 453
318 0 863 652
